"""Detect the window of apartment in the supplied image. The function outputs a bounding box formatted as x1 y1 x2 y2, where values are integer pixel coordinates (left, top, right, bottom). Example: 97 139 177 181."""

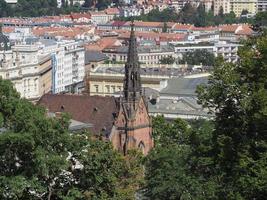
118 86 122 91
94 85 99 93
111 86 116 93
106 85 110 93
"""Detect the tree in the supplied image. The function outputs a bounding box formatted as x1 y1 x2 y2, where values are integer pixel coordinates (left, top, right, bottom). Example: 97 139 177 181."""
254 11 267 27
241 9 249 16
83 0 94 8
159 56 175 64
144 117 216 199
0 78 143 200
162 22 168 33
197 32 267 199
181 49 215 66
0 0 13 17
195 3 207 27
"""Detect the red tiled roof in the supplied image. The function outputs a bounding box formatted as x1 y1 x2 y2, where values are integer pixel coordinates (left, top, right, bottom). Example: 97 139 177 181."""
105 7 120 15
85 37 121 51
172 23 194 30
38 94 119 134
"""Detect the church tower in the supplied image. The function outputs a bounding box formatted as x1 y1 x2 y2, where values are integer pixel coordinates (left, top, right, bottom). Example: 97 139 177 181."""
123 22 142 119
111 21 153 155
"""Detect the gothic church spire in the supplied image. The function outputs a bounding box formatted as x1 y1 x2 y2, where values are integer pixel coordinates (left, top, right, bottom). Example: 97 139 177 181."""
123 21 142 101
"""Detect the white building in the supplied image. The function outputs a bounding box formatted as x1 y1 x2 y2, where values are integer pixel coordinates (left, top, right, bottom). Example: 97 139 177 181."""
174 41 241 63
39 40 85 94
90 11 113 25
57 0 85 7
0 39 85 99
4 0 17 4
257 0 267 12
0 45 52 100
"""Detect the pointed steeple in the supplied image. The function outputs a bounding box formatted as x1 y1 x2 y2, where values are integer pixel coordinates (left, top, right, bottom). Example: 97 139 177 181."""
123 21 142 101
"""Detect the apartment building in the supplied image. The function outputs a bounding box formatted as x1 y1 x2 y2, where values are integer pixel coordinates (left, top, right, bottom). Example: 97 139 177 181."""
57 0 85 7
173 41 241 63
230 0 257 16
0 45 52 100
0 39 85 99
45 41 85 94
214 0 231 15
257 0 267 12
103 45 175 64
88 66 169 96
4 0 17 4
214 0 257 16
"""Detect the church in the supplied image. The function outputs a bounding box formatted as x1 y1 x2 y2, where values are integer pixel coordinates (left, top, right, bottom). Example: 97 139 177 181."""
39 23 154 155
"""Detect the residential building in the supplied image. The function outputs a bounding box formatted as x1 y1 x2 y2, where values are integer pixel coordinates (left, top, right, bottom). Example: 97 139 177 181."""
103 45 175 64
4 0 17 4
90 11 114 24
148 74 212 119
200 0 213 12
47 40 85 94
230 0 257 16
219 24 253 41
214 0 231 15
214 0 257 16
0 45 52 101
173 41 241 63
257 0 267 12
88 66 169 96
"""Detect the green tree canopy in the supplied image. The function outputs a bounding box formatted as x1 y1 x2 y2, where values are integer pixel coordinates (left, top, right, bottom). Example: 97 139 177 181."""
180 49 215 66
197 31 267 199
0 78 143 199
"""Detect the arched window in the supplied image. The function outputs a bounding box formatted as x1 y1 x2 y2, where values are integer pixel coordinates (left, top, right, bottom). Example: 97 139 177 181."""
138 141 145 154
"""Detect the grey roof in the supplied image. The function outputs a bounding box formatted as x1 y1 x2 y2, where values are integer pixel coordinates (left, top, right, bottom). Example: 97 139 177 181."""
160 77 208 96
148 97 212 118
85 51 108 64
93 66 189 77
69 119 93 132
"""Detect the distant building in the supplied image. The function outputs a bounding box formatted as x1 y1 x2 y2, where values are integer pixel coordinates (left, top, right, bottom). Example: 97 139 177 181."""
173 41 241 63
87 66 169 96
148 74 212 119
257 0 267 12
103 45 175 64
0 38 85 98
0 45 52 101
4 0 17 4
214 0 257 16
214 0 230 15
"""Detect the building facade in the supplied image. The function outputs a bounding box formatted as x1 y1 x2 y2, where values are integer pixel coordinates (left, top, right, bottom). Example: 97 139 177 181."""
0 45 52 100
257 0 267 12
214 0 257 16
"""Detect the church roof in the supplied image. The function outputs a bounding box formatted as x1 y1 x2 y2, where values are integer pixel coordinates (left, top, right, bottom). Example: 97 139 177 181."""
38 94 119 135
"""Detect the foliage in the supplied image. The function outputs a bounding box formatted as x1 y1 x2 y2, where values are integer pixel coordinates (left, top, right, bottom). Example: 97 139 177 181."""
180 49 215 66
0 0 13 17
197 31 267 199
144 117 216 199
159 56 175 64
0 78 143 200
119 4 242 27
145 31 267 200
254 11 267 27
